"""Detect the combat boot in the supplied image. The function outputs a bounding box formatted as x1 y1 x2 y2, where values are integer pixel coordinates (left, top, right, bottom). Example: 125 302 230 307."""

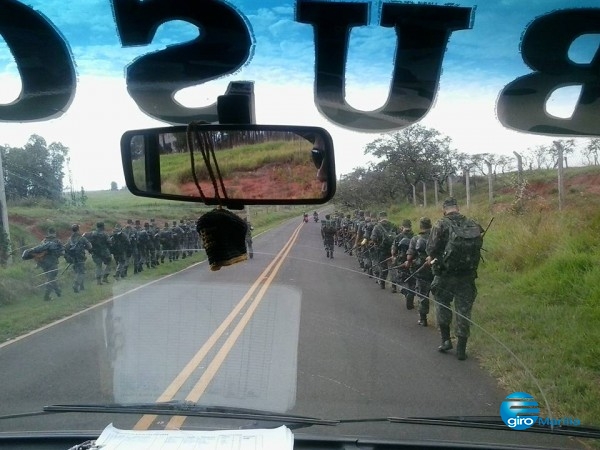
457 337 468 360
102 274 110 284
96 276 102 285
418 313 428 327
438 325 453 352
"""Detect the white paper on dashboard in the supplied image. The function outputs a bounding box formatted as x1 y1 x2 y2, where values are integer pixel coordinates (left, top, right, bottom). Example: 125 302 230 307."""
92 423 294 450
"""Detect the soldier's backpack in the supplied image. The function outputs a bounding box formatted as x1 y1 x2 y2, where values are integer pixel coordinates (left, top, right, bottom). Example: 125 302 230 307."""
441 217 483 273
322 220 336 236
22 239 63 267
379 224 396 251
159 229 173 245
65 237 85 263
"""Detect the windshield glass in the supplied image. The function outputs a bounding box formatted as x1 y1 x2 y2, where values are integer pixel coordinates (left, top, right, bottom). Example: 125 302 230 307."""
1 1 599 449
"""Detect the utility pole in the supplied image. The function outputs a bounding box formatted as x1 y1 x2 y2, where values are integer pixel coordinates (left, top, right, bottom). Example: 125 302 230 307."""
0 149 12 264
557 144 565 211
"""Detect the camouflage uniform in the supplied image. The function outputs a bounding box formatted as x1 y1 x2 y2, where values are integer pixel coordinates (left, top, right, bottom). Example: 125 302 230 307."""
110 224 130 279
244 219 254 259
171 220 184 260
391 219 415 305
405 217 434 326
158 222 174 262
86 222 113 284
122 219 134 276
179 219 190 258
362 213 376 276
22 228 64 301
321 214 336 258
353 211 366 264
143 222 157 267
65 224 91 292
132 220 149 272
369 212 397 289
426 197 484 360
148 219 160 266
340 214 353 252
189 220 201 252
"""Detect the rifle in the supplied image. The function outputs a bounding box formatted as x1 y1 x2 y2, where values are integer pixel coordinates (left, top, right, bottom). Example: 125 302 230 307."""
60 262 73 277
379 256 394 265
402 259 436 283
482 216 494 237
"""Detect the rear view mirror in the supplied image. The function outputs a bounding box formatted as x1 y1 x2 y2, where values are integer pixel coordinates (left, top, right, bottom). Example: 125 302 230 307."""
120 124 335 207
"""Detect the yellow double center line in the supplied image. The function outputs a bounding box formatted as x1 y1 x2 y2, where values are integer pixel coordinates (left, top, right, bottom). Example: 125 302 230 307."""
135 222 303 430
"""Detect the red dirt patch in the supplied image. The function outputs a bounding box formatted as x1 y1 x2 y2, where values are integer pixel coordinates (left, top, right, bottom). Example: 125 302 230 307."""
178 164 324 200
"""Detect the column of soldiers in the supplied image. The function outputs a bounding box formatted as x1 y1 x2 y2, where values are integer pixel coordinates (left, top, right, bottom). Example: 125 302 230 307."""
321 209 434 327
320 199 484 361
23 219 201 299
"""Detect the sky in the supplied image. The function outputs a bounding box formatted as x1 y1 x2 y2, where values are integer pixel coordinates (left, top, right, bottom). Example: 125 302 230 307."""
1 0 599 191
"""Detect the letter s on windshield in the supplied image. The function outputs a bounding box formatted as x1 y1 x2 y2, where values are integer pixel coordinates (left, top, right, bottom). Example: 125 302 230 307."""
111 0 253 125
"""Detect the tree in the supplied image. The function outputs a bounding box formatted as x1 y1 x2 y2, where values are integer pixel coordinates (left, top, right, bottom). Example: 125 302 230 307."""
336 166 393 209
526 145 552 170
548 139 576 168
363 124 457 202
2 135 69 202
583 138 600 166
111 181 119 191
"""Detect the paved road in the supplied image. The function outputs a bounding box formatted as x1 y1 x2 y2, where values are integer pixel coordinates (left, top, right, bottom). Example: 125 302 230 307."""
0 215 578 447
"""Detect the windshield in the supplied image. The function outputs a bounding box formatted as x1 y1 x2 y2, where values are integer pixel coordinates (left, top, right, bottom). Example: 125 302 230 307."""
1 1 599 449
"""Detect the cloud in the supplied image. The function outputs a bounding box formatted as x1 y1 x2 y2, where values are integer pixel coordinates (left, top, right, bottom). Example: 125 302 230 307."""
2 0 598 190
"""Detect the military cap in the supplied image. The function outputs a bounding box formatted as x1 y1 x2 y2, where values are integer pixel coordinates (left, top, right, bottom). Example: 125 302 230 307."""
144 222 150 227
443 197 458 208
127 219 133 224
325 214 331 219
71 224 79 232
96 222 104 229
134 219 140 225
47 227 56 236
402 219 412 228
419 217 432 229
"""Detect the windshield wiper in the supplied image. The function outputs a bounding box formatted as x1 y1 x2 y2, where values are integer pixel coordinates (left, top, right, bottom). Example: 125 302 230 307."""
40 402 339 429
337 415 600 440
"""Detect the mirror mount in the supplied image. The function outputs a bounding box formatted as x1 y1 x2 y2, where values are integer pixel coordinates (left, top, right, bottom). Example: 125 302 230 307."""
217 81 256 126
